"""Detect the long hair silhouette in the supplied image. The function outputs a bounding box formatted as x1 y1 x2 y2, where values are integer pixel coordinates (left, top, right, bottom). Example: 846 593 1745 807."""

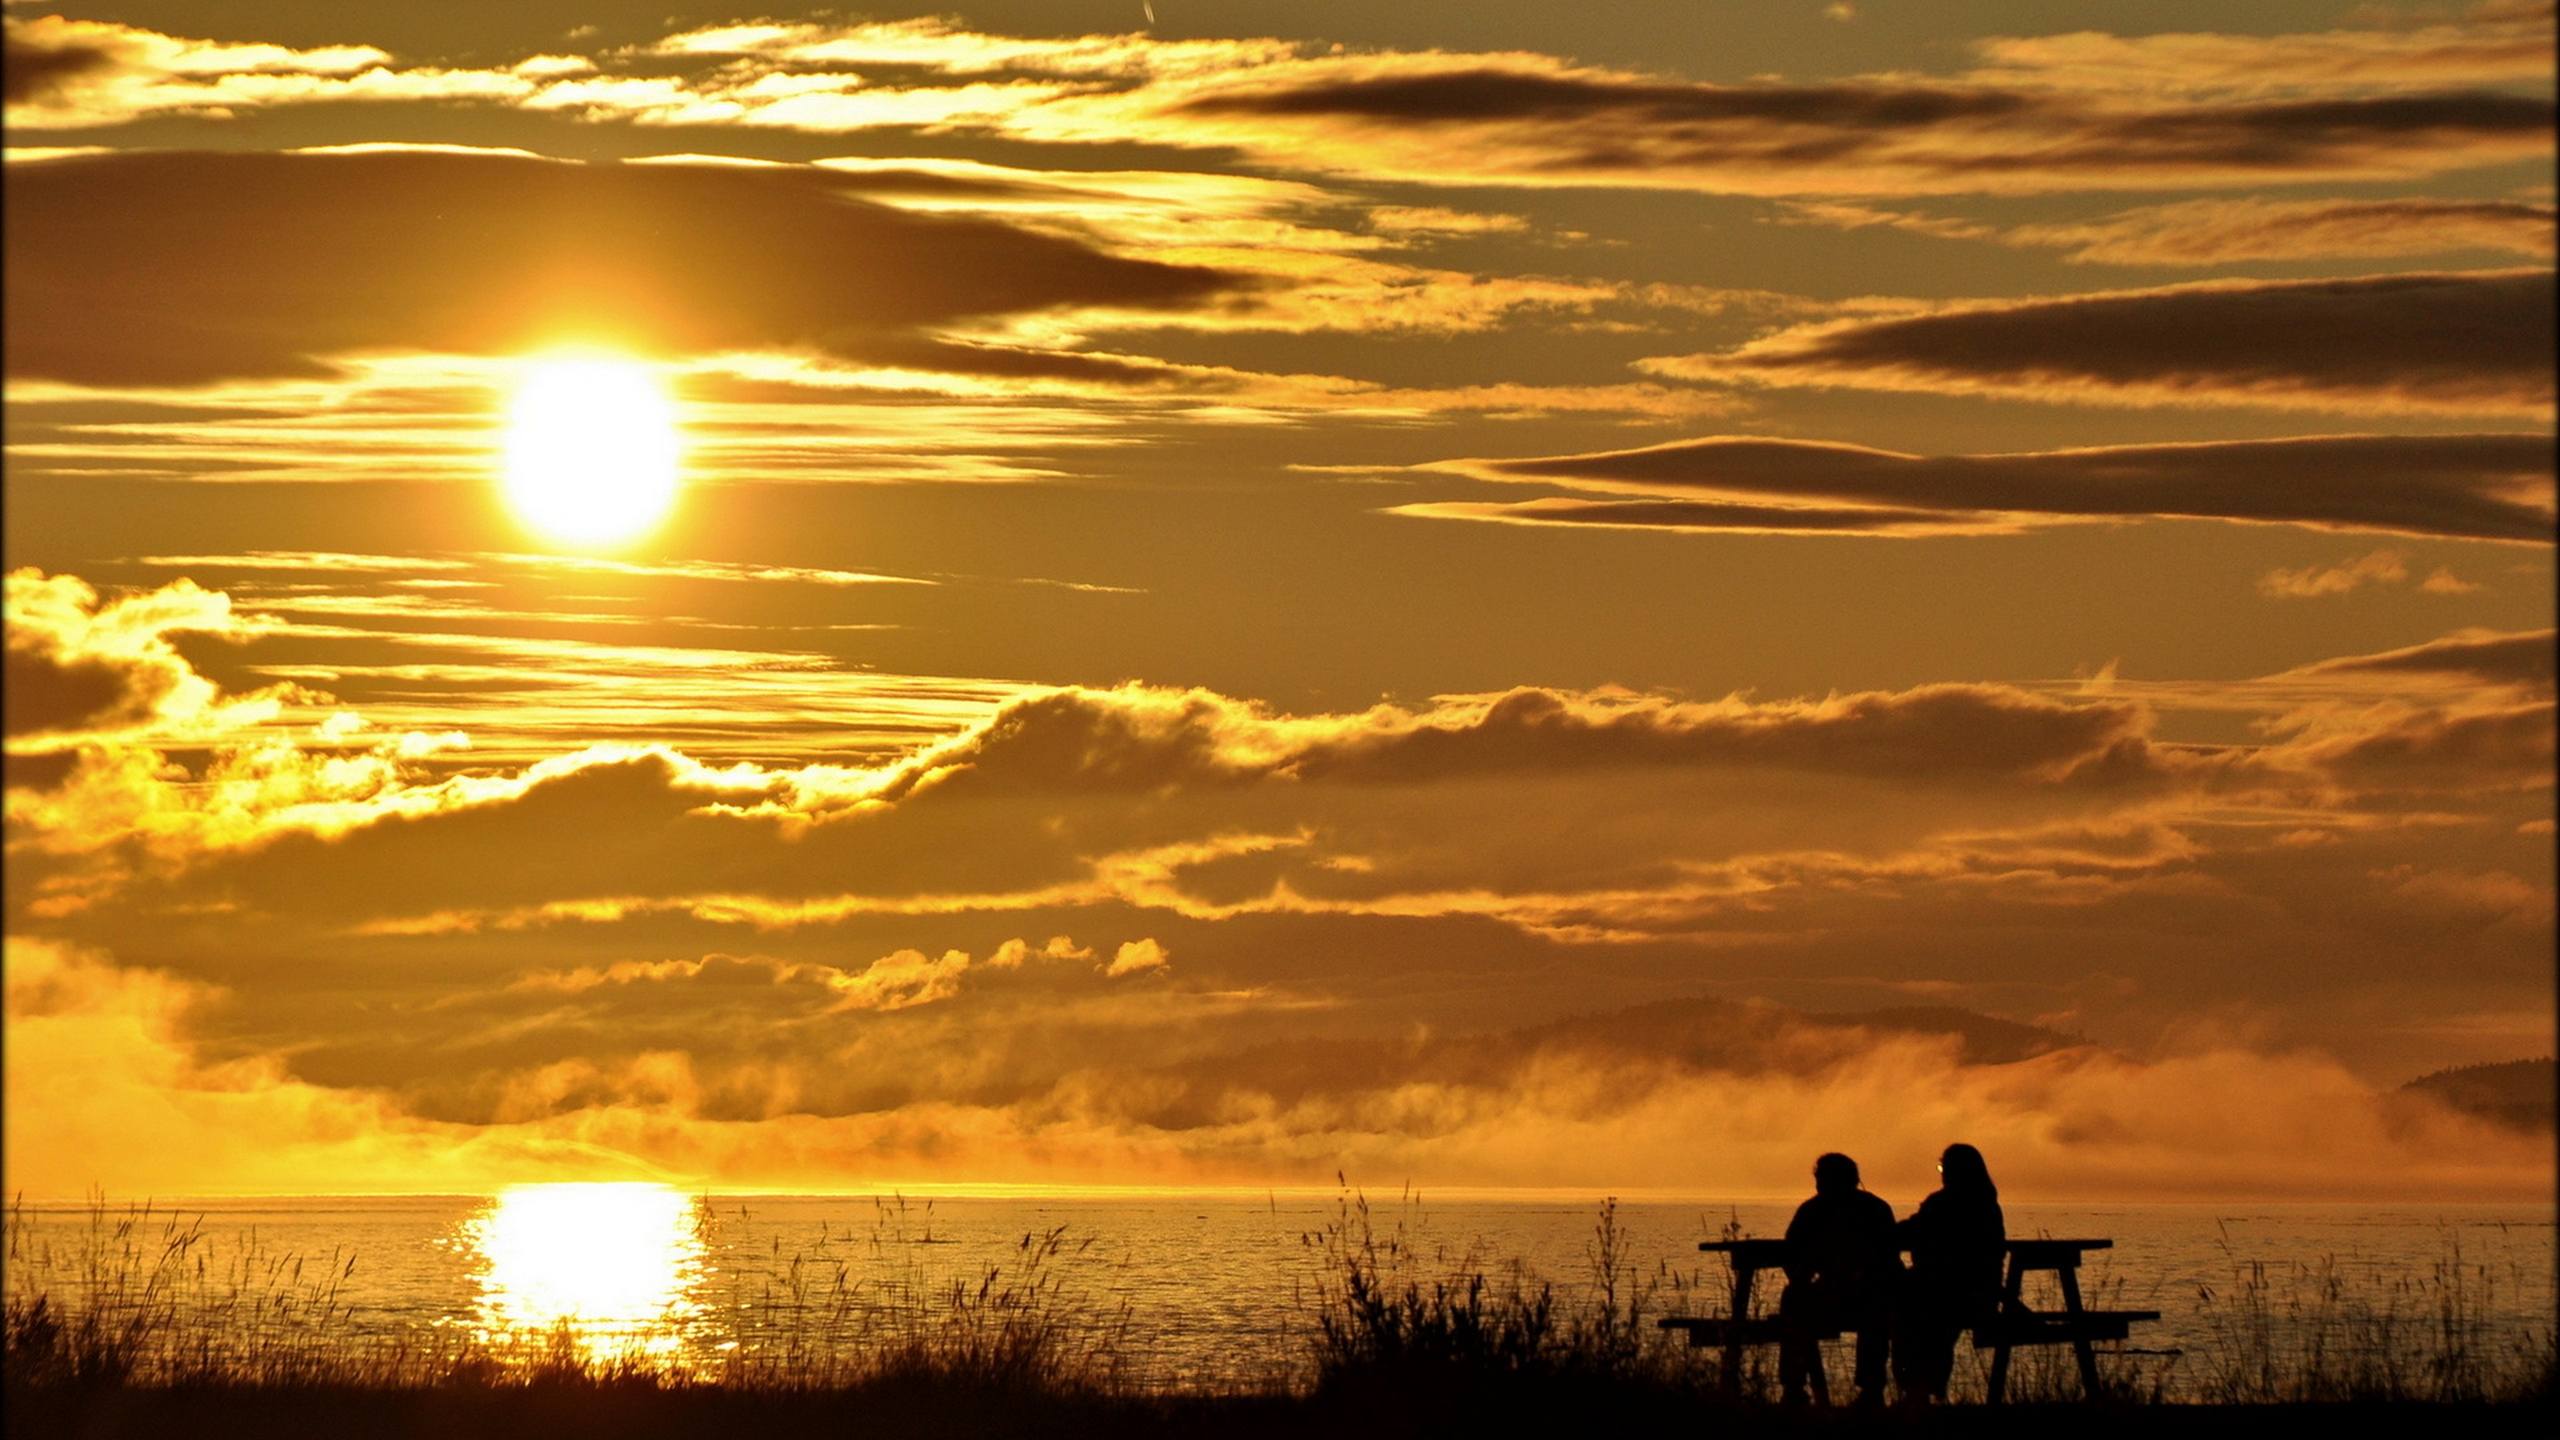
1938 1142 1996 1199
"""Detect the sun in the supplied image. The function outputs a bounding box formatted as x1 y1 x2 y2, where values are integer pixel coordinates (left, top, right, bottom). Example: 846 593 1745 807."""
465 1182 704 1361
500 353 683 547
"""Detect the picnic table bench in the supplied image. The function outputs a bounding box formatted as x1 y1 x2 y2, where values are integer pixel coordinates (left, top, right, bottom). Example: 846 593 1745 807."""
1659 1236 2160 1403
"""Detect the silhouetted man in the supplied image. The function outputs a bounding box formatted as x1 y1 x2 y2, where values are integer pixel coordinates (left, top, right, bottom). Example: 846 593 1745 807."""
1778 1152 1900 1406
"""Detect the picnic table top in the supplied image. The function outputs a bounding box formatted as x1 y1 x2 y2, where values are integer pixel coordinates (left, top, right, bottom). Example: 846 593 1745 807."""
1697 1236 2113 1259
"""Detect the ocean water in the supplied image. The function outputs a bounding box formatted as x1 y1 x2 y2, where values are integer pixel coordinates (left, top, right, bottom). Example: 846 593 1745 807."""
6 1189 2552 1395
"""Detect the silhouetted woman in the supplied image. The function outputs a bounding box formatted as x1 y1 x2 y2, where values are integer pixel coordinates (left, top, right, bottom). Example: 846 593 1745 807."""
1893 1143 2004 1404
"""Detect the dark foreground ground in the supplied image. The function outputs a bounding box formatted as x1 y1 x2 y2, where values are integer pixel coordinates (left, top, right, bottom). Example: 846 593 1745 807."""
7 1383 2553 1440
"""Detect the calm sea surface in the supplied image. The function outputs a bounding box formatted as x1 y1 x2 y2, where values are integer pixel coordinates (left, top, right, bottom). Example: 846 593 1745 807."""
6 1190 2552 1394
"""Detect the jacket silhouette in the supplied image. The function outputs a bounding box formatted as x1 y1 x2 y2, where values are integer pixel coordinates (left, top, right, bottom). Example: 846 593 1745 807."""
1777 1153 1900 1405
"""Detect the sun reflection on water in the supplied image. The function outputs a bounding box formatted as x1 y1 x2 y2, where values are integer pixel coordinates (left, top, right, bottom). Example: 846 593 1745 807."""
463 1182 707 1360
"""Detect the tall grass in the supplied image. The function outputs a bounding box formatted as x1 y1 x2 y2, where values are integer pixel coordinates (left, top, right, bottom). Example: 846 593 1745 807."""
704 1195 1128 1393
3 1192 1123 1395
2 1191 376 1386
1296 1188 1703 1402
2191 1225 2556 1403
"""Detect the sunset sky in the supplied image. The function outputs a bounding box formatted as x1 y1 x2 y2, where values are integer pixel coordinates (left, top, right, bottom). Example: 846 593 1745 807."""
4 1 2553 1202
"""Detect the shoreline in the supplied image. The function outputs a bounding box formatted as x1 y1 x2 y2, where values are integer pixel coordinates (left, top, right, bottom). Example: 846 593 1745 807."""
9 1190 2558 1209
8 1381 2555 1440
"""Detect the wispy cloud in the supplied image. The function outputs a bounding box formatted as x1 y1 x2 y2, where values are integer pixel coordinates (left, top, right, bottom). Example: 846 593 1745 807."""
1648 271 2556 416
2003 196 2558 266
2 13 530 126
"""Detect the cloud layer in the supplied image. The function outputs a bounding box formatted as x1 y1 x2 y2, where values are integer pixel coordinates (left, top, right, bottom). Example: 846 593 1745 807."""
9 935 2548 1200
10 579 2547 1130
11 12 2550 198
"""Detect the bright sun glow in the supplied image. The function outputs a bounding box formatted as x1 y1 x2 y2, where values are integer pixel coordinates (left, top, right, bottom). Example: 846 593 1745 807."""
501 354 683 546
465 1182 705 1359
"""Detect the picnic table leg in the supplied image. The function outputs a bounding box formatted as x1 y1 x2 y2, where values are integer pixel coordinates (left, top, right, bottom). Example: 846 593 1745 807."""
1985 1257 2027 1405
1721 1262 1752 1396
2057 1264 2102 1398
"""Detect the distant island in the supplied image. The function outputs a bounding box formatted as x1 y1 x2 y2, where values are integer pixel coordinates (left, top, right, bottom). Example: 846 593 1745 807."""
2400 1059 2557 1132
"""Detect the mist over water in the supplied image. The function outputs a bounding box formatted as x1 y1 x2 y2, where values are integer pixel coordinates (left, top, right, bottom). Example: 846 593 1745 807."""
7 1190 2551 1394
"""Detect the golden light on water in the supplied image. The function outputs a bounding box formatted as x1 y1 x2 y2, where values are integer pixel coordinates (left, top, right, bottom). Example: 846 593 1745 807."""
464 1182 706 1359
500 353 684 547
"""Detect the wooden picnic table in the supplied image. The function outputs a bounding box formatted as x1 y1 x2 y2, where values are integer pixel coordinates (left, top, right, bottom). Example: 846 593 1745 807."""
1659 1236 2160 1403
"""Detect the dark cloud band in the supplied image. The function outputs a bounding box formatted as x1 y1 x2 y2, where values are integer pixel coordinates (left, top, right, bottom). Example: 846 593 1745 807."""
1406 433 2557 541
1654 270 2556 415
3 149 1243 385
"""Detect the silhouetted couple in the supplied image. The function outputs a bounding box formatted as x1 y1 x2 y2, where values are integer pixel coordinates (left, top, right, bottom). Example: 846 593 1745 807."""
1777 1145 2004 1407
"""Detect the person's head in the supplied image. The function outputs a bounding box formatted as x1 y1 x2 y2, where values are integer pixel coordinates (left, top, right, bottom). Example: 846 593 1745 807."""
1812 1152 1861 1195
1938 1143 1994 1196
